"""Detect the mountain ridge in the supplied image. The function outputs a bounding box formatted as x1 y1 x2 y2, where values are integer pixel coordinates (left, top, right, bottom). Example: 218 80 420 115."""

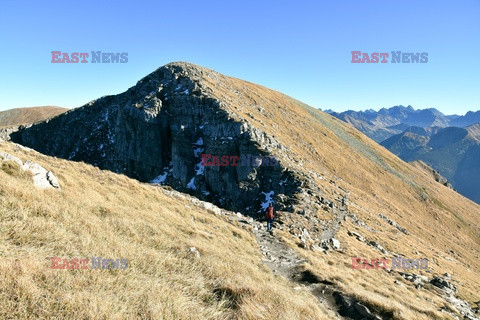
381 124 480 203
330 106 480 204
0 106 67 128
329 106 480 142
5 62 480 319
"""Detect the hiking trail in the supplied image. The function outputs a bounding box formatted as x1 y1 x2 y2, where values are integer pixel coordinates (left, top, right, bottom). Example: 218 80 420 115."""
249 217 344 319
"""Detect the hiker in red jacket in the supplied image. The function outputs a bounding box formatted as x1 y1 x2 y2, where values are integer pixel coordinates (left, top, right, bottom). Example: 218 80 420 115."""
265 203 275 232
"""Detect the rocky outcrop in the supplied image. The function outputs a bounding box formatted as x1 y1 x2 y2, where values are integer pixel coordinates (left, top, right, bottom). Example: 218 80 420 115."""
0 150 23 166
430 274 457 295
10 63 299 213
0 126 19 141
22 160 60 189
411 160 453 189
332 291 389 320
397 272 429 289
429 274 480 320
0 151 60 189
378 213 409 235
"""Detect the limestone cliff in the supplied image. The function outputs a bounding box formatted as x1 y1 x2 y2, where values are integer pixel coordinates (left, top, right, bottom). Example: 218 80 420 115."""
11 63 303 213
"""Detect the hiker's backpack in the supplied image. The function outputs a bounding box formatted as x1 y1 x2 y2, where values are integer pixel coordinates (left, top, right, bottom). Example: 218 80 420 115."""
265 206 274 219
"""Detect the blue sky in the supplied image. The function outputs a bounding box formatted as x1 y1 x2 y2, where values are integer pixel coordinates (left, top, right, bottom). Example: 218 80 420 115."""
0 0 478 114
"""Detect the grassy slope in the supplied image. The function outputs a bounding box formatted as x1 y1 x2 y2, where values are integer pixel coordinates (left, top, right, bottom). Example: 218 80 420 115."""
0 141 328 320
0 106 67 127
194 65 480 318
1 63 479 319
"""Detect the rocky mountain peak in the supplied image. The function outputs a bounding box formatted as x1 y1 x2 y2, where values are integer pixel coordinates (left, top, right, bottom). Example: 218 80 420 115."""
9 62 316 215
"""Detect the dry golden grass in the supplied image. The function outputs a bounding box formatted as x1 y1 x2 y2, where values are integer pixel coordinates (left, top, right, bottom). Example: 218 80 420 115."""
0 141 331 320
0 106 67 128
187 63 480 318
2 63 480 319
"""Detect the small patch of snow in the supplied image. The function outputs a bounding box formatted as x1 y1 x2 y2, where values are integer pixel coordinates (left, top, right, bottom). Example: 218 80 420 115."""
195 137 204 146
187 177 196 190
194 147 204 158
260 191 275 210
151 172 168 184
195 160 205 175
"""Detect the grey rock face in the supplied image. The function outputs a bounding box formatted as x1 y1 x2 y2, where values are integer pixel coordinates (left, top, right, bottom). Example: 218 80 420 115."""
10 63 299 213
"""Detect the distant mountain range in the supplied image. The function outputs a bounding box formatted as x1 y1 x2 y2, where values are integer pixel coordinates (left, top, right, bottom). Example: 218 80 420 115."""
328 106 480 204
327 106 480 142
381 124 480 203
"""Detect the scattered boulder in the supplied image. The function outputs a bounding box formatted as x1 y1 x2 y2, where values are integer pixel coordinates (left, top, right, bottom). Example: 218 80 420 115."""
298 228 314 250
394 280 405 288
397 272 429 288
331 238 341 250
332 291 385 320
47 171 60 188
445 294 480 320
346 213 376 232
22 160 60 189
368 240 388 255
0 151 23 166
319 238 341 251
0 151 60 189
430 275 457 295
347 230 365 242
